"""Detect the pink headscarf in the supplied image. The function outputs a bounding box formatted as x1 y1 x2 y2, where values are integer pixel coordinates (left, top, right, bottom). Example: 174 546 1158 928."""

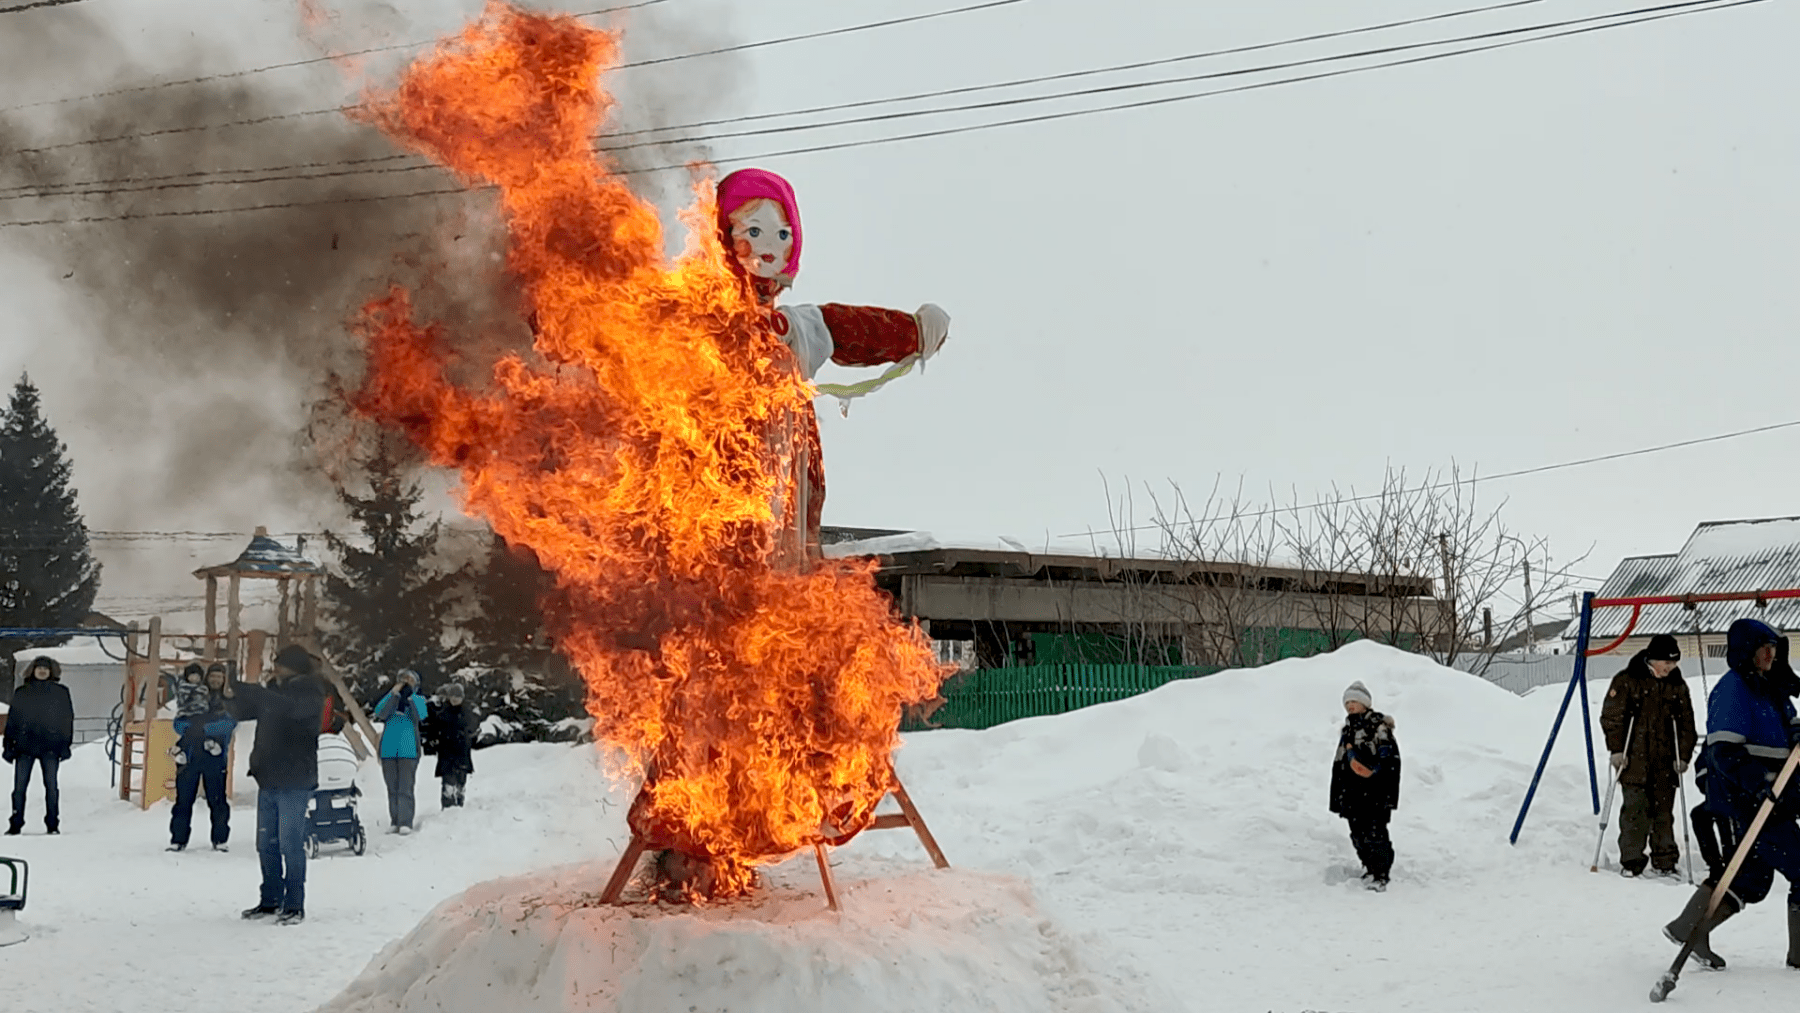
716 168 803 279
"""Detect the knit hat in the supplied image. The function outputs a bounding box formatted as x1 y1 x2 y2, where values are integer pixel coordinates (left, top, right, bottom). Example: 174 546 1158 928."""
444 682 465 703
272 644 314 676
1644 634 1682 663
1343 681 1373 709
182 662 205 681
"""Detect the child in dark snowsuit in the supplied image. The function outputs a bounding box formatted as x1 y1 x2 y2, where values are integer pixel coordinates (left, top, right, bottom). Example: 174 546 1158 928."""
170 663 212 767
424 683 476 809
1330 680 1402 891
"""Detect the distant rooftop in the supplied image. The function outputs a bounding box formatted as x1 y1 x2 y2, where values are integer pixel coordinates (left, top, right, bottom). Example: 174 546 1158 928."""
1567 516 1800 639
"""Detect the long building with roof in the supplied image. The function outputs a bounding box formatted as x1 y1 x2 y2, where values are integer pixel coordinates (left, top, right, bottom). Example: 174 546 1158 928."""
1567 516 1800 662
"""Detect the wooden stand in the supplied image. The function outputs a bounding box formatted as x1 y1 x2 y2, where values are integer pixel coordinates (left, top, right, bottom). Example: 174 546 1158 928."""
598 776 949 908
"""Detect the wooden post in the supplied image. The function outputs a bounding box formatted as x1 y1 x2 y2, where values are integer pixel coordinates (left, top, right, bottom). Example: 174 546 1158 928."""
299 579 318 642
146 617 163 714
225 574 242 667
307 648 377 761
277 579 291 645
813 843 840 911
599 834 650 904
120 623 142 802
245 630 267 685
203 576 219 661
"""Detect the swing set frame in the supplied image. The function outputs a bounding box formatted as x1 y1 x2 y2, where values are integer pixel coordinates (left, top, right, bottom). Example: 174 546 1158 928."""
1508 586 1800 844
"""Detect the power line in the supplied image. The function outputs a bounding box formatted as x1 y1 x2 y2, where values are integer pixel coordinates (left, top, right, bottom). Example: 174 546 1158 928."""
617 0 1024 70
611 0 1548 141
0 0 1021 142
0 0 1547 201
0 0 90 13
0 0 1763 226
0 0 674 112
602 0 1740 155
1059 417 1800 538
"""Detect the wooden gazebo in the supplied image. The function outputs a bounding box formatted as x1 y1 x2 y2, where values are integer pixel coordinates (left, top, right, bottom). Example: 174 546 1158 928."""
192 526 323 662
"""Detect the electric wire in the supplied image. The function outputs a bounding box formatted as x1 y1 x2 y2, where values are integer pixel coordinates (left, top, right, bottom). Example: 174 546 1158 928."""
0 0 1022 143
0 0 1552 201
0 0 1663 196
0 0 1763 223
0 0 89 14
1058 417 1800 538
0 0 673 112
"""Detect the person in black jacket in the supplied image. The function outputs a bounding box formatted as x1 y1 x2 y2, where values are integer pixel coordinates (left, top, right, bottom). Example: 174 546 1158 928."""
5 656 75 836
223 644 328 926
1330 680 1402 891
423 682 477 809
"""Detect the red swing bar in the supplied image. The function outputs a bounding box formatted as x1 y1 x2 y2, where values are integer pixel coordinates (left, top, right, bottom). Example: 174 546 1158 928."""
1510 586 1800 844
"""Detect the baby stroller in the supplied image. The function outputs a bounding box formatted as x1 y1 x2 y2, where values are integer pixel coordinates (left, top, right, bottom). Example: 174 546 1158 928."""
306 731 367 857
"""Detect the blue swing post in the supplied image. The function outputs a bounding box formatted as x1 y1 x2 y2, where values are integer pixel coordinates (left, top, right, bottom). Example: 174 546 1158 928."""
1510 592 1600 845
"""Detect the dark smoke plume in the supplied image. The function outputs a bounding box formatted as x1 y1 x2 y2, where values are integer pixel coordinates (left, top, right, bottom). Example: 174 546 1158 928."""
0 0 734 524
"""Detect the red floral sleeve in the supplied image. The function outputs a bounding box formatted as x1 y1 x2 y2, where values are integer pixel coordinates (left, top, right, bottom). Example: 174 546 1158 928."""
819 304 920 366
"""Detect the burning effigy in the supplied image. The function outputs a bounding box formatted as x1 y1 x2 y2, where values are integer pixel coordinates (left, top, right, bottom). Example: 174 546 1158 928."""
346 3 952 900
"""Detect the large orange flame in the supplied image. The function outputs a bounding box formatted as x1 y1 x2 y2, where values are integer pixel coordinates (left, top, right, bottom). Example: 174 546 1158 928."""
349 4 945 897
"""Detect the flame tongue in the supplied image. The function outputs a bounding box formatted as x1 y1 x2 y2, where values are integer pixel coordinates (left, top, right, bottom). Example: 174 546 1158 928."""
351 4 943 898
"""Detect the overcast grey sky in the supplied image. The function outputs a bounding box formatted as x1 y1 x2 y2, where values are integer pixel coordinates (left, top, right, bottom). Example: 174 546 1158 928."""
2 0 1796 622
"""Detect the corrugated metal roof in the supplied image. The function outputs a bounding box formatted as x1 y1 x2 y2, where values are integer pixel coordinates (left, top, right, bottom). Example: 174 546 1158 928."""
1569 517 1800 641
193 532 323 578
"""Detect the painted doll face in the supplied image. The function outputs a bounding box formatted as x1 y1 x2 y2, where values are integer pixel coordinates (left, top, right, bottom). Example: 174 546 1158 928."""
727 198 794 279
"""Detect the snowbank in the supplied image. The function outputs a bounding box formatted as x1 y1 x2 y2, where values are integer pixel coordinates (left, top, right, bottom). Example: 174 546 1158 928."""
318 865 1173 1013
10 640 1800 1012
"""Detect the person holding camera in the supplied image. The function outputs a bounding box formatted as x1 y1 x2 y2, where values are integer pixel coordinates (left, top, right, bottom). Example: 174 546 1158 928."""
222 644 328 926
373 669 429 835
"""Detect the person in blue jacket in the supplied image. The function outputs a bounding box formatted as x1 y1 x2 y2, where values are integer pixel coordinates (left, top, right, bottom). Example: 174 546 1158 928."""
1662 617 1800 970
373 669 429 835
167 663 239 852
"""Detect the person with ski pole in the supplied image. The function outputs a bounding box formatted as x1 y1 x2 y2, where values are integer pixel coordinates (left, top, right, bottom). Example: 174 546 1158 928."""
1658 618 1800 978
1600 634 1696 879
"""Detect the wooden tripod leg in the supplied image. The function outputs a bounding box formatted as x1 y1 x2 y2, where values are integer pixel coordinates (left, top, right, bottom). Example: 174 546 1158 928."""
814 843 841 911
891 779 950 869
600 833 649 905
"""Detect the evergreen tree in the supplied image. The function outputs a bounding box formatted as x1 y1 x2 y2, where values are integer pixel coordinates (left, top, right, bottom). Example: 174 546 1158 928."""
459 533 587 743
320 443 464 701
0 374 101 700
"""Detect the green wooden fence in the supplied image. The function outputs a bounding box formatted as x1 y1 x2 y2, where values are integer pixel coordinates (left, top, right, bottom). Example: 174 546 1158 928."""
902 663 1223 732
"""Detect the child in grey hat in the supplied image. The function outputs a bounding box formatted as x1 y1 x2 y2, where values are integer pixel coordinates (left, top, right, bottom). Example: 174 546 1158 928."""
1330 680 1402 890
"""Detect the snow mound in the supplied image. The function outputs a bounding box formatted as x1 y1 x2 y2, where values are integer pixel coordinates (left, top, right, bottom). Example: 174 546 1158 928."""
316 863 1174 1013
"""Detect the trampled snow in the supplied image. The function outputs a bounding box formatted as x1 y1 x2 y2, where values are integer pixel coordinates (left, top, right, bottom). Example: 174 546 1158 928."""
4 642 1796 1011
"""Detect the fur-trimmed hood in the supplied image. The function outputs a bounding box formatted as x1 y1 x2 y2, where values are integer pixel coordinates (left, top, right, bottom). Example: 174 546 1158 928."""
22 655 62 682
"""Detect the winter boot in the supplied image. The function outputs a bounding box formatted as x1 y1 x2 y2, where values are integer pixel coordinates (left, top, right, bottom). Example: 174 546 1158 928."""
276 908 305 926
1664 886 1739 970
1787 903 1800 970
241 905 279 920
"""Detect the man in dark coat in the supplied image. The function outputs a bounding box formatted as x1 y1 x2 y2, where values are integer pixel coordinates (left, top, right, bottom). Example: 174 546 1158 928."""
1662 618 1800 971
1600 633 1698 878
423 682 477 809
1330 680 1401 890
223 644 328 925
167 663 238 852
4 656 75 835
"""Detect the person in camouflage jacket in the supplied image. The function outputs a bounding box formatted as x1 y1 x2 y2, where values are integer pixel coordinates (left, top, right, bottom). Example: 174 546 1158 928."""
1600 633 1697 877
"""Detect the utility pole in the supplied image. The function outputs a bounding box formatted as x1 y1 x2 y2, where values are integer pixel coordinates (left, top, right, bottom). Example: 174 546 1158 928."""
1523 556 1535 654
1483 607 1493 650
1438 532 1455 654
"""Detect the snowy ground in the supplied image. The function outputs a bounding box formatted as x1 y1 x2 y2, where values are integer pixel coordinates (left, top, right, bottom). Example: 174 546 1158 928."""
5 641 1796 1011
